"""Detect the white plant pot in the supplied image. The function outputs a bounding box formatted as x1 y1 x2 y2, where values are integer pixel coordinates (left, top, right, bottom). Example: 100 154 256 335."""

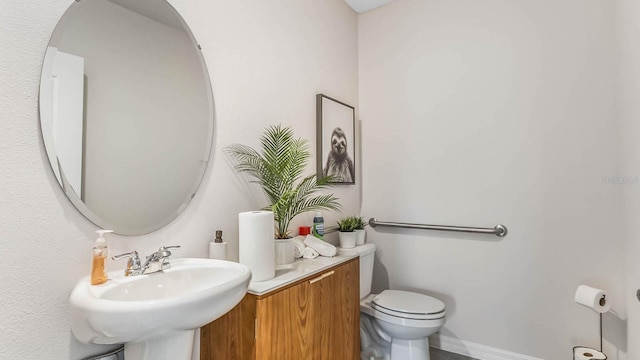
275 239 295 265
339 231 357 249
355 229 365 246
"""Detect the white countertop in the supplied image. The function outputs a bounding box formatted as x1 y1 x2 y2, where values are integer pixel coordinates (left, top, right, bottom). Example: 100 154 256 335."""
248 254 358 296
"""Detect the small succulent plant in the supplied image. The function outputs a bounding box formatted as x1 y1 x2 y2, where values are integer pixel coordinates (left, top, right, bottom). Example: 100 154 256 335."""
337 216 358 232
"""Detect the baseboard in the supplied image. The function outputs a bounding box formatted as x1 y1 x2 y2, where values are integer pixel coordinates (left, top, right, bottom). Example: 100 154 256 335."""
430 334 544 360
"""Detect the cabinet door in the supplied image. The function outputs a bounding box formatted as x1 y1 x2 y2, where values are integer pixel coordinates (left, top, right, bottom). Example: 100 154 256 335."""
255 279 313 359
255 259 359 360
310 266 333 359
201 295 256 360
326 258 360 359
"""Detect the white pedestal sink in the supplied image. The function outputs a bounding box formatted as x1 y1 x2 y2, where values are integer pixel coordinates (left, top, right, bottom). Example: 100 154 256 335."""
69 258 251 360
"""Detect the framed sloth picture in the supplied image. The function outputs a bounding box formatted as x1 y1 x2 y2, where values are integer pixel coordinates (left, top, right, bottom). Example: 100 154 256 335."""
316 94 356 185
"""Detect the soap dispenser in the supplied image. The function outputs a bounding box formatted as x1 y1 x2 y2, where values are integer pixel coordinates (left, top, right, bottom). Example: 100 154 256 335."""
208 230 227 260
91 230 112 285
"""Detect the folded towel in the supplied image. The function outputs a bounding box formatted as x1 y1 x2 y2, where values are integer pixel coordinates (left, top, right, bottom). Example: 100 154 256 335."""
292 236 306 259
302 247 319 259
304 235 337 257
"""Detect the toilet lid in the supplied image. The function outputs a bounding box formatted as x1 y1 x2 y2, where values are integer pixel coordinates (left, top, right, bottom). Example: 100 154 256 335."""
372 290 445 319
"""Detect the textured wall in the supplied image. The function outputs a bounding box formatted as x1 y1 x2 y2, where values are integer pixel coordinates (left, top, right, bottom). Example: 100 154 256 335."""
617 0 640 359
359 0 626 358
0 0 358 359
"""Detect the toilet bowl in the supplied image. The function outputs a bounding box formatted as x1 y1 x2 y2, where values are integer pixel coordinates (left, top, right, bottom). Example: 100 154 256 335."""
362 291 445 359
338 244 446 360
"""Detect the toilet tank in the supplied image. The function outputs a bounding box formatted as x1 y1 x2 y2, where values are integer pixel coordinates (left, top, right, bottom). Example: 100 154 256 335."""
337 243 376 299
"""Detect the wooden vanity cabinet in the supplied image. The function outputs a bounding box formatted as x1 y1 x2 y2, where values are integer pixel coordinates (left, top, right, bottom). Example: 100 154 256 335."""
201 257 360 360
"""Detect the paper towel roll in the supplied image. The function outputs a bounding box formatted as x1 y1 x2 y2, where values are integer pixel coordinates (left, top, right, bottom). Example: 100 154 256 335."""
574 285 610 313
208 242 227 260
239 211 275 282
574 346 606 360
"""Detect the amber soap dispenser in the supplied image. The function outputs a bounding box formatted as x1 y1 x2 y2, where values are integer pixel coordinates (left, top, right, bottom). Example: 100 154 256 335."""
91 230 112 285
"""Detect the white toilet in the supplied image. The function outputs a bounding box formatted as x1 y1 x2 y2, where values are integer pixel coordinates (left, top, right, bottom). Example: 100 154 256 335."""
338 244 446 360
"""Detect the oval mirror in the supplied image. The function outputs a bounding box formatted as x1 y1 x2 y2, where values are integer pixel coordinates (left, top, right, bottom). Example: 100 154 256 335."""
39 0 214 235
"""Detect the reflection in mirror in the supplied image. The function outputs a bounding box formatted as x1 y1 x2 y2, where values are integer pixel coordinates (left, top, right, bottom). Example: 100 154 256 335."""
40 0 214 235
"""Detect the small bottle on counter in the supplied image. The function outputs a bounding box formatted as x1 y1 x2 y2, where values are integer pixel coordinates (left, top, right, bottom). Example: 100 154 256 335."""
312 212 324 240
91 230 112 285
299 226 311 236
209 230 227 260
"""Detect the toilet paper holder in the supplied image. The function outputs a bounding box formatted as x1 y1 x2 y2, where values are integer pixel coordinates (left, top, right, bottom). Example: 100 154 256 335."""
573 285 609 359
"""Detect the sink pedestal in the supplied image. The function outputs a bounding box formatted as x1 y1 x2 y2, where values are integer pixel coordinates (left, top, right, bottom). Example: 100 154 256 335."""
124 330 195 360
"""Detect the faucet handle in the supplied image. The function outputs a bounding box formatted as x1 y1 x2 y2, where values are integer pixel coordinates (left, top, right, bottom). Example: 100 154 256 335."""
112 251 141 276
112 250 140 261
157 245 180 258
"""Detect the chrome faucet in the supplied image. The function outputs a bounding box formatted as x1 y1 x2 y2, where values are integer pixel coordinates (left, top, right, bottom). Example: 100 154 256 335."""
142 245 180 274
112 245 180 276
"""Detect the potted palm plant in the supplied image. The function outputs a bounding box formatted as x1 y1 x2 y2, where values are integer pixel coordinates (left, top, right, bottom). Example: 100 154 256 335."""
225 124 342 240
337 216 358 248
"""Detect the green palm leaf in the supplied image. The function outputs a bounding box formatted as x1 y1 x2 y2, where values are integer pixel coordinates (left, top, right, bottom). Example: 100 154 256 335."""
225 124 342 238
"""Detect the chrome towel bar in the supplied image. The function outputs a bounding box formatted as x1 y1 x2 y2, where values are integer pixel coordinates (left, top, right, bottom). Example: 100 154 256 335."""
368 218 508 237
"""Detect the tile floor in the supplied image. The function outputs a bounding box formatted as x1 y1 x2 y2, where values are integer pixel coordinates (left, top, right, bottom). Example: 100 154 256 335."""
430 347 478 360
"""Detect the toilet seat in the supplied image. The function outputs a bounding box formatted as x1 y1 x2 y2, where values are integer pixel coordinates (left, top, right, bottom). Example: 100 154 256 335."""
371 290 445 320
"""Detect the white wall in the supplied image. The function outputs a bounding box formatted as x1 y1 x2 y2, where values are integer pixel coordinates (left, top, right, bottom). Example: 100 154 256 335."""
0 0 358 358
616 0 640 359
359 0 626 359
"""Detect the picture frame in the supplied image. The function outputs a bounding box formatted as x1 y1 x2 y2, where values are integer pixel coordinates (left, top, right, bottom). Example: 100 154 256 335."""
316 94 356 185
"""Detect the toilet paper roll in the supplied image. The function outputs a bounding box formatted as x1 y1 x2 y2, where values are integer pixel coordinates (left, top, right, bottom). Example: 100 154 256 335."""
208 242 227 261
574 285 610 313
574 347 606 360
239 211 275 282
